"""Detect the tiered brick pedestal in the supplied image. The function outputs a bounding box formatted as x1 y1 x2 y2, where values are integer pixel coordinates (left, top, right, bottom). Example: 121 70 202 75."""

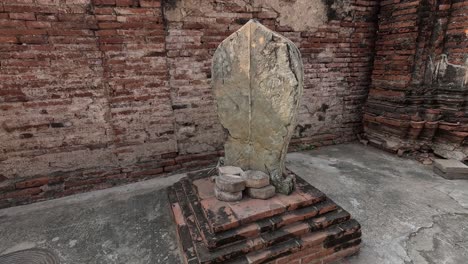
167 169 361 264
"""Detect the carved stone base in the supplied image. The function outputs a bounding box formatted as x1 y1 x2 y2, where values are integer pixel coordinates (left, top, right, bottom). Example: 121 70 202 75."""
167 168 361 264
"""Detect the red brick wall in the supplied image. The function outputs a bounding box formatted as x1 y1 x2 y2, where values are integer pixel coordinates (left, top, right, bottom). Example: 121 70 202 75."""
363 0 468 161
0 0 379 208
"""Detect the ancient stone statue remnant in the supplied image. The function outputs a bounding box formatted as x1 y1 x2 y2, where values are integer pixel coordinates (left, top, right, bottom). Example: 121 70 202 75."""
170 28 360 260
169 21 361 261
212 19 304 195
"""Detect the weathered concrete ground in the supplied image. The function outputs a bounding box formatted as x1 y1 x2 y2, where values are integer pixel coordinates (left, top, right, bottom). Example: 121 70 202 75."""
286 143 468 264
0 143 467 264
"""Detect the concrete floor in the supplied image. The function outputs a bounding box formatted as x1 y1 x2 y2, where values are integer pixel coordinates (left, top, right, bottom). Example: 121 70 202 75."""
0 143 467 264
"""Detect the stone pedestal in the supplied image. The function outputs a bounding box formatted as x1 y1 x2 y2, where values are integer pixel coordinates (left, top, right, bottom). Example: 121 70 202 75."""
167 168 361 264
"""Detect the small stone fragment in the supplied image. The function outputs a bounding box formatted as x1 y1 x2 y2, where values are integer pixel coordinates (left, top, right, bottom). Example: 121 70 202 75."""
215 187 243 202
434 159 468 174
397 149 405 157
218 166 244 176
422 158 433 165
271 172 295 195
241 170 270 188
216 174 246 192
246 185 276 200
433 159 468 180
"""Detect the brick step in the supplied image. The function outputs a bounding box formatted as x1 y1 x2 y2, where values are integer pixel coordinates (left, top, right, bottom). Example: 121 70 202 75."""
228 220 361 264
186 171 327 234
168 184 359 264
176 178 340 250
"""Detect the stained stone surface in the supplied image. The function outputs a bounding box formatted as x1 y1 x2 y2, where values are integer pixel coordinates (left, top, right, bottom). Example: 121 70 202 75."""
246 185 276 199
212 19 304 194
241 170 270 188
214 187 242 202
217 166 244 176
433 159 468 174
215 174 246 192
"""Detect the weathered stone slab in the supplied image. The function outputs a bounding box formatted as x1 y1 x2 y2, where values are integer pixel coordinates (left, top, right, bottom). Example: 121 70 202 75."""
214 187 243 202
241 170 270 188
218 166 244 176
247 185 276 199
212 19 303 194
433 166 468 180
434 159 468 174
215 174 246 192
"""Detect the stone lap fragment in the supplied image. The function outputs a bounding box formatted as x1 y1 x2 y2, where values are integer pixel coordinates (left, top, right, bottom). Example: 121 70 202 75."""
215 166 246 202
214 187 243 202
215 174 246 193
218 166 244 176
241 170 270 188
246 185 275 200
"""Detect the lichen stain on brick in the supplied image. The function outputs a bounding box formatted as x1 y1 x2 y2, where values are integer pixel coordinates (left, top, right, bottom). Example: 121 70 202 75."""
163 0 179 10
322 0 353 21
319 104 329 113
216 206 233 225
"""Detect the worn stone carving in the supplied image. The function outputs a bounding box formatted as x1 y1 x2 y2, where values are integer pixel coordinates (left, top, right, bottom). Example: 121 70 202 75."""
212 19 304 194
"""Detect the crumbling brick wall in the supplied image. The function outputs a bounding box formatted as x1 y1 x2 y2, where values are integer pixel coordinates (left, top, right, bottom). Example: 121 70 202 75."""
363 0 468 161
0 0 378 208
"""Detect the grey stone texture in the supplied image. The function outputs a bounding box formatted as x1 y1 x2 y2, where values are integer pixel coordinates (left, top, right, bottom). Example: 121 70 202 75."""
241 170 270 188
214 187 243 202
212 19 303 194
433 167 468 180
215 174 246 192
0 174 185 264
433 159 468 180
246 185 276 200
286 143 468 264
217 166 244 176
433 159 468 174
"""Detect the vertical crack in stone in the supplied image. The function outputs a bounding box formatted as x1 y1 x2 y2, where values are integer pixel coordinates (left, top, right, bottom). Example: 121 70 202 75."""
248 21 254 169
